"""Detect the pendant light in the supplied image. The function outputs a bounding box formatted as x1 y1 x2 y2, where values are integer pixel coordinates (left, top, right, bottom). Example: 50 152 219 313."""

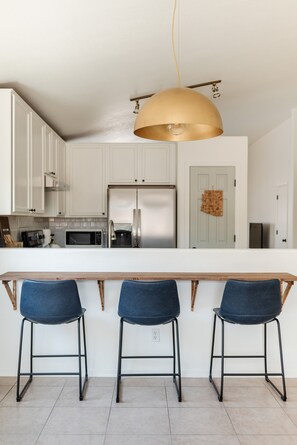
133 0 223 142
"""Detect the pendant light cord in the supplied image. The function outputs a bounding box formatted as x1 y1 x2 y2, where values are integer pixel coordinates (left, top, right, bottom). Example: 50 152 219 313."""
172 0 181 87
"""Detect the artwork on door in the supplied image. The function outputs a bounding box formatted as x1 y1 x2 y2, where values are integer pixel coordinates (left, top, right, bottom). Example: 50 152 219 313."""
189 166 235 248
201 189 223 217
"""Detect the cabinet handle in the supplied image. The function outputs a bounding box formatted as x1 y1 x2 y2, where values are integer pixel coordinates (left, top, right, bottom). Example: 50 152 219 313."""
142 179 145 182
102 212 105 215
134 179 137 182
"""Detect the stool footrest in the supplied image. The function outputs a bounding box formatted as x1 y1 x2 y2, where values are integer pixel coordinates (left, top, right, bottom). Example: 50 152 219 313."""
122 355 173 359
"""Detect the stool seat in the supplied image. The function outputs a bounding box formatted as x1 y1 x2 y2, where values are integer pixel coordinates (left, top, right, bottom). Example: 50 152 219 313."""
118 280 180 325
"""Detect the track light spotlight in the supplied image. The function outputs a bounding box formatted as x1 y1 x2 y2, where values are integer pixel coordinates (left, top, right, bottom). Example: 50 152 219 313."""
133 100 140 114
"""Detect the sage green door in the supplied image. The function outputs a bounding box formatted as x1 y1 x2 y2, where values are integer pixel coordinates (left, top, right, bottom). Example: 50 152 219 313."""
190 166 236 248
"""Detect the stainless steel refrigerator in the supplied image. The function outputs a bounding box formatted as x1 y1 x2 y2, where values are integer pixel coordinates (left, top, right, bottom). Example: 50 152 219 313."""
107 185 176 248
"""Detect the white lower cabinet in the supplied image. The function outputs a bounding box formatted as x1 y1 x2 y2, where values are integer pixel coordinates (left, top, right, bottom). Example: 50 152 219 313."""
67 144 107 217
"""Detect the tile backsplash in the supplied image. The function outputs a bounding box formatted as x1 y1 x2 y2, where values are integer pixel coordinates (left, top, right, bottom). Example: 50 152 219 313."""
8 216 107 245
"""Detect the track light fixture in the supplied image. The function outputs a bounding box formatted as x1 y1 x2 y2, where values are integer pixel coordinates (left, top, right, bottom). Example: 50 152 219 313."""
212 83 221 99
133 100 140 114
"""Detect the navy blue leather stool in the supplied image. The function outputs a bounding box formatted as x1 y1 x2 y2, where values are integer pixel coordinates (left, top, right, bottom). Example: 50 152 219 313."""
209 279 286 401
16 280 88 401
116 280 182 402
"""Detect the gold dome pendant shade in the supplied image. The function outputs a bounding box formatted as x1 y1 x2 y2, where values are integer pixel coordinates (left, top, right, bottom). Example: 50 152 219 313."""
134 87 223 142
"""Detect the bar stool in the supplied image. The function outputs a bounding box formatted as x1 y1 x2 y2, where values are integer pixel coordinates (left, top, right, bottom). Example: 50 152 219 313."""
116 280 182 402
209 279 286 401
16 280 88 401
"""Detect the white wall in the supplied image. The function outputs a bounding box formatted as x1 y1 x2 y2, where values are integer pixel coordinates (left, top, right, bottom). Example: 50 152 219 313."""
177 136 248 248
248 117 293 247
1 248 297 378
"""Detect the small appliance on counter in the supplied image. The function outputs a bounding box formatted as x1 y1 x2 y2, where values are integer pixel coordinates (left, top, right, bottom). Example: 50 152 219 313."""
42 229 51 248
49 234 61 248
21 230 45 248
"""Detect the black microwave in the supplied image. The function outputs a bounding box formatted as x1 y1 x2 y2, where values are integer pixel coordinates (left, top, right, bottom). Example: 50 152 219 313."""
65 230 102 248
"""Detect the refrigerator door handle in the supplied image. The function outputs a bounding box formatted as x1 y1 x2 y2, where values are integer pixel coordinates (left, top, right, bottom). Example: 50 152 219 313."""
137 209 141 247
132 209 138 247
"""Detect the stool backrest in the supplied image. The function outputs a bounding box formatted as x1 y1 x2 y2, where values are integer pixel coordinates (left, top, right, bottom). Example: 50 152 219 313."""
118 280 180 325
219 279 282 324
20 280 83 324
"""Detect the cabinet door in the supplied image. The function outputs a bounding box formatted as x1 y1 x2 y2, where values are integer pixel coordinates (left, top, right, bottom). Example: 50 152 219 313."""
31 113 45 214
108 144 139 184
44 126 57 177
44 138 66 217
56 138 66 216
140 144 175 184
12 94 31 213
67 144 106 216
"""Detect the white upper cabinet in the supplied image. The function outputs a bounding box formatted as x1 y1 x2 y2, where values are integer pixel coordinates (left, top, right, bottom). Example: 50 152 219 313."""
44 136 66 217
108 144 139 184
12 94 31 213
107 143 176 185
140 144 175 184
56 138 66 216
12 93 44 215
0 89 45 215
0 89 64 216
67 143 107 217
43 126 58 187
30 112 45 214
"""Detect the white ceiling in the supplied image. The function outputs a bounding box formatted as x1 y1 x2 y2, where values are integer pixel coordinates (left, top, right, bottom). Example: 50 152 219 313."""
1 0 297 144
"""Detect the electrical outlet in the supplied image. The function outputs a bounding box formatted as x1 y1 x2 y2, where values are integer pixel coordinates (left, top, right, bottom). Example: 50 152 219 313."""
152 328 160 342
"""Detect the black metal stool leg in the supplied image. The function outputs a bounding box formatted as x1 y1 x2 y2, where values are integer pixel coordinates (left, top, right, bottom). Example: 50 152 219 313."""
209 313 217 383
172 320 176 383
263 319 287 401
116 318 124 403
82 314 89 380
276 318 287 401
16 319 33 402
78 318 83 400
209 314 224 401
175 318 182 402
264 323 268 382
219 319 225 402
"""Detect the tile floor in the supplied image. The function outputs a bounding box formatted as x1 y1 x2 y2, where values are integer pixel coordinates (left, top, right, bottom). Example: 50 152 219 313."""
0 376 297 444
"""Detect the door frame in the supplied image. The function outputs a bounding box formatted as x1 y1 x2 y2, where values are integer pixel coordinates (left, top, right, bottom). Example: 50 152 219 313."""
177 159 248 248
189 166 236 249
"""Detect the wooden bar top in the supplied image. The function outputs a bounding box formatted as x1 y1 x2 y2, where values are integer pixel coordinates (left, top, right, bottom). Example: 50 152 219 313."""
1 271 297 282
1 271 297 311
